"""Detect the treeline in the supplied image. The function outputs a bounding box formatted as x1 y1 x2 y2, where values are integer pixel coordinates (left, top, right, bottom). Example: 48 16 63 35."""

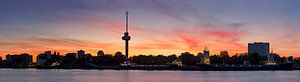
30 52 300 66
129 52 298 66
131 54 177 65
57 51 127 66
210 53 292 65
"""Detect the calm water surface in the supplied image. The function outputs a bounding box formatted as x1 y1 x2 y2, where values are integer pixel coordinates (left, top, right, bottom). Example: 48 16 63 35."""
0 69 299 82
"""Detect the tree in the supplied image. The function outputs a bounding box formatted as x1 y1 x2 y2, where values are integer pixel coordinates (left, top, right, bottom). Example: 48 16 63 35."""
156 55 168 64
97 50 105 57
248 53 261 65
210 55 222 64
221 54 230 65
273 53 284 63
113 52 126 64
168 54 178 63
132 55 155 65
179 52 197 65
238 54 248 65
229 55 241 65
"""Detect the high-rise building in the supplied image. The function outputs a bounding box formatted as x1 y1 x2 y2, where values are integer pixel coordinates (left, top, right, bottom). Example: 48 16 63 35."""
200 46 210 64
248 42 270 56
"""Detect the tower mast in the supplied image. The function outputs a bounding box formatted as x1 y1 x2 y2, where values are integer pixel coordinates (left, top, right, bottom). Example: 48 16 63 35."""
126 11 128 32
122 11 131 61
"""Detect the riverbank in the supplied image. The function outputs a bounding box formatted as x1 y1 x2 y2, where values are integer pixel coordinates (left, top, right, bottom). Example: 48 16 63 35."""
1 65 300 71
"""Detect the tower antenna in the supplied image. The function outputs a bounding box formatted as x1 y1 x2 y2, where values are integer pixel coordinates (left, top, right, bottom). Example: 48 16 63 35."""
126 11 128 32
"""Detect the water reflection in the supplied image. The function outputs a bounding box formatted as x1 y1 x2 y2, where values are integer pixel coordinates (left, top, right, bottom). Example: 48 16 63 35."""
0 69 299 82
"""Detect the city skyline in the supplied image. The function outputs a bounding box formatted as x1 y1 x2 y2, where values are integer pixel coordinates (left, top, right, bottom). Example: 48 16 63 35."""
1 0 300 61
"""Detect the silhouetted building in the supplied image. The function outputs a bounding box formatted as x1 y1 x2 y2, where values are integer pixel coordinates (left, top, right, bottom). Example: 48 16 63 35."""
37 51 62 66
63 53 77 65
77 50 85 59
0 56 2 61
6 53 32 66
37 51 50 66
45 51 52 59
220 51 229 57
200 46 210 64
248 42 270 56
287 56 294 63
65 53 77 60
54 51 58 56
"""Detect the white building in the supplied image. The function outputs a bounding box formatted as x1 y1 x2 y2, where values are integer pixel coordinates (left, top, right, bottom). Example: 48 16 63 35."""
266 51 276 65
200 46 210 64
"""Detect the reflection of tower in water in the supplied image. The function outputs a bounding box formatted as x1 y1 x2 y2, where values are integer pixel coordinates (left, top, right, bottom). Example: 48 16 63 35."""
122 11 131 61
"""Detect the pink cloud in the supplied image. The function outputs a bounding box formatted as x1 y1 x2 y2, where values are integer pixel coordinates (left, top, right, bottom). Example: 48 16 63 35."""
174 32 201 50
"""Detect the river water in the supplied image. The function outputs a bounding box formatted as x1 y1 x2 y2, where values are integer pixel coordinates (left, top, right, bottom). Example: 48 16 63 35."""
0 69 299 82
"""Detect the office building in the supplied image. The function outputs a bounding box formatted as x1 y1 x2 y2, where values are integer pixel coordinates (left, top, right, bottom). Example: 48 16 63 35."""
6 53 33 66
248 42 270 56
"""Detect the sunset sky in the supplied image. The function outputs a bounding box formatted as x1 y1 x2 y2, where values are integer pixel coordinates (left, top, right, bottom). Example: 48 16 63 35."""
1 0 300 61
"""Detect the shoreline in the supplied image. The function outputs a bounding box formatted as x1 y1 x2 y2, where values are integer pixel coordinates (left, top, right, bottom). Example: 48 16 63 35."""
1 66 299 71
